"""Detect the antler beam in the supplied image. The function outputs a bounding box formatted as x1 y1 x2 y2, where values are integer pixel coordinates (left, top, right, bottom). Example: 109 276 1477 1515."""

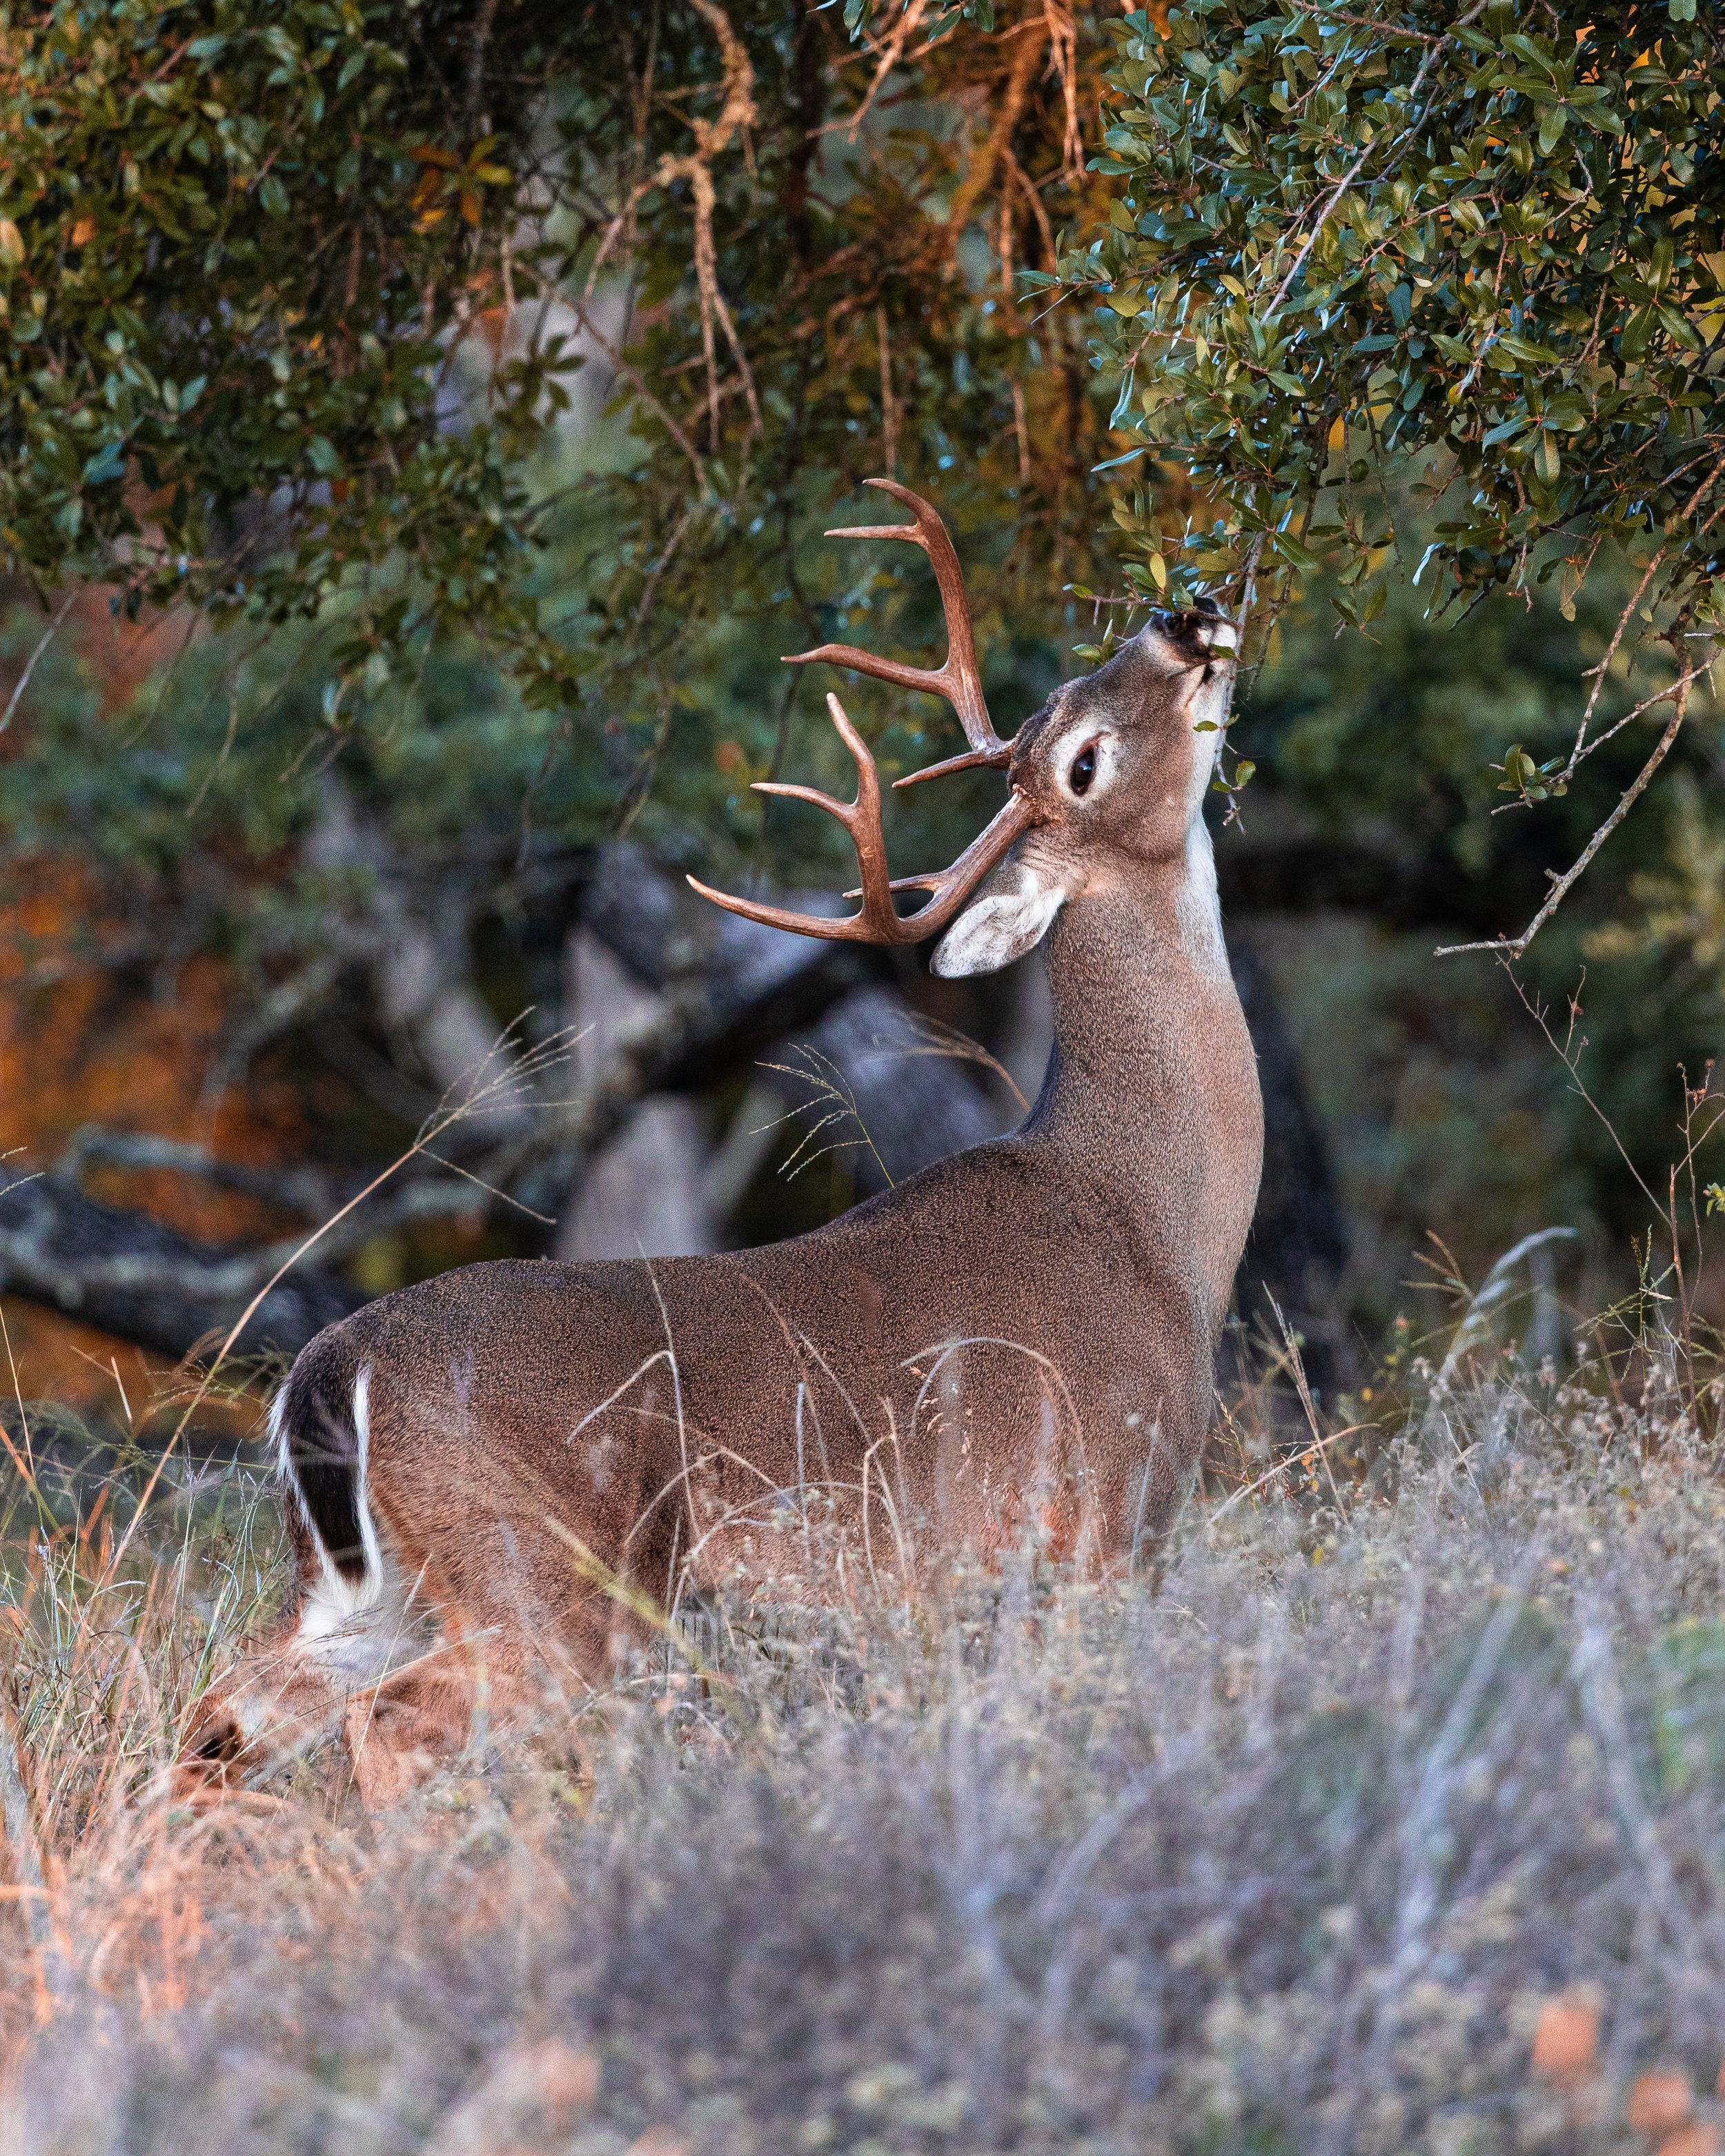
783 479 1012 787
688 693 1034 945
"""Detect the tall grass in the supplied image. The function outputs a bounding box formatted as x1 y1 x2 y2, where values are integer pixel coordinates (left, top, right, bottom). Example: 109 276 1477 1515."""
4 1300 1725 2155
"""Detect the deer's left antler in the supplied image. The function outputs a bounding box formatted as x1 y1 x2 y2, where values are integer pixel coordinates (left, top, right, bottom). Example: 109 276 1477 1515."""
687 693 1034 945
786 479 1013 788
689 482 1034 947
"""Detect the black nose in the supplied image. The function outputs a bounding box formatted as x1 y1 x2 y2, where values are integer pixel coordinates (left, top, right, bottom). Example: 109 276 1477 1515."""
1150 605 1238 663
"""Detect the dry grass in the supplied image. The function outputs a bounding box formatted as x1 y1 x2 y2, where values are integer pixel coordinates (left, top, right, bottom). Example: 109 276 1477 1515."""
6 1306 1725 2153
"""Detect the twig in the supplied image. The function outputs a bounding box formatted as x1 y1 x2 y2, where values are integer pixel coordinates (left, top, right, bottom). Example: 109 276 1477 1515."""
1203 1422 1370 1532
1042 0 1083 185
1561 448 1725 780
1284 1 1442 40
942 17 1047 273
463 0 500 135
1518 669 1697 802
1500 978 1662 1215
1560 548 1667 778
876 303 899 477
1437 671 1696 960
1264 2 1488 319
837 0 936 140
0 588 79 734
647 0 759 456
1268 1292 1348 1519
565 297 709 492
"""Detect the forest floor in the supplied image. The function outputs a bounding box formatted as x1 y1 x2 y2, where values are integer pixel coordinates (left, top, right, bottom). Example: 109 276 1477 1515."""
1 1311 1724 2156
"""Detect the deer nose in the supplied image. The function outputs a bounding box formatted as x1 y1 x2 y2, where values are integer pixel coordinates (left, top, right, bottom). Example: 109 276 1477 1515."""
1150 607 1239 663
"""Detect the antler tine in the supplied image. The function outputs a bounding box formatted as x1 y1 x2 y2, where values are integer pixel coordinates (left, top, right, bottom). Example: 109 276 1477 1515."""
891 746 1004 790
872 787 1037 938
688 693 897 945
783 478 1010 772
688 691 1037 947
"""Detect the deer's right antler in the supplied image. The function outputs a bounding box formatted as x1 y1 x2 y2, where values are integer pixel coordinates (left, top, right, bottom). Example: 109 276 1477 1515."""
688 481 1036 947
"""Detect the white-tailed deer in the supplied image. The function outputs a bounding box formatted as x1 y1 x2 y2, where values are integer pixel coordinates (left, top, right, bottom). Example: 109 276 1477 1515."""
180 482 1263 1804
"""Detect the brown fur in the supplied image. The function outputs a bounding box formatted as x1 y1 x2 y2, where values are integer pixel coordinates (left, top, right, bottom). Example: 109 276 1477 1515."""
177 613 1263 1804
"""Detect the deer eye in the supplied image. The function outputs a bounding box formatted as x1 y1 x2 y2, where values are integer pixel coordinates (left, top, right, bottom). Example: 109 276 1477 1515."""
1067 742 1098 796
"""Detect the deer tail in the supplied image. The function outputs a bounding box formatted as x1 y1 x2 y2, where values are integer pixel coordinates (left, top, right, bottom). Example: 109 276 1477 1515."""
272 1336 381 1607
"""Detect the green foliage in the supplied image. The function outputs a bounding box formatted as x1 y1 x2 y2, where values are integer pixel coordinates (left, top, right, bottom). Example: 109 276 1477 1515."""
10 0 1725 1308
1072 1 1725 646
1252 573 1654 873
0 0 1111 785
1238 571 1725 1286
0 0 582 702
530 1 1112 818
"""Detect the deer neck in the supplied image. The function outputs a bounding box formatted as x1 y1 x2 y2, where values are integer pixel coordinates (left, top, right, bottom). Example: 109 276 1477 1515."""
1025 819 1262 1327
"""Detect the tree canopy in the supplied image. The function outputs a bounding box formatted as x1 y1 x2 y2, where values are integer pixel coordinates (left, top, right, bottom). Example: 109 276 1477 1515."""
0 0 1112 762
1070 0 1724 951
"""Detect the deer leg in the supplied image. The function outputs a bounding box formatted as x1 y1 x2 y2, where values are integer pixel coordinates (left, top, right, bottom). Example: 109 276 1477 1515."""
340 1663 473 1810
337 1601 598 1809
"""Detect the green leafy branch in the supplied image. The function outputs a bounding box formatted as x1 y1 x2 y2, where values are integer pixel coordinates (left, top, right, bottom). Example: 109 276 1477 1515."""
1058 0 1725 951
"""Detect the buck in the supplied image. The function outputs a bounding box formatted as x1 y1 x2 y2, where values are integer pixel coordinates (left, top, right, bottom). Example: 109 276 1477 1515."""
179 482 1263 1804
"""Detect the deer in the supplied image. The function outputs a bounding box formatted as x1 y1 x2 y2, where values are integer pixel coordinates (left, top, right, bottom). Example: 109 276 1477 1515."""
177 482 1263 1806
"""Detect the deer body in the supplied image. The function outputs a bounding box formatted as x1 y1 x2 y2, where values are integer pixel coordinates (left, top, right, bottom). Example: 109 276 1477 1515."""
181 487 1261 1804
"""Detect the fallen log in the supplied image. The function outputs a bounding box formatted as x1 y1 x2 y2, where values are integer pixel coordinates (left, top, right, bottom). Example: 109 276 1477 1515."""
0 1168 366 1365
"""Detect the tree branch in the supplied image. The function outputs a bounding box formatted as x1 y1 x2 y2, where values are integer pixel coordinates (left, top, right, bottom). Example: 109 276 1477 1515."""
0 1171 366 1363
1436 669 1697 962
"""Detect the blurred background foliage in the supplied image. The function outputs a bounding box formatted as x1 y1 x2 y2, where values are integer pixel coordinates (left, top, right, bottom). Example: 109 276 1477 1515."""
0 0 1722 1409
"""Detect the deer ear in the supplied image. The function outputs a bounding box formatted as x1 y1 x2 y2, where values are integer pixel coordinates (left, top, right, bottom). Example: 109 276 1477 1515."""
931 867 1066 978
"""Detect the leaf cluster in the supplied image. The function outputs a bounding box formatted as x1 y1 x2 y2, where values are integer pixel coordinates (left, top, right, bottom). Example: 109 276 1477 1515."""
1065 1 1725 644
0 0 1118 789
540 0 1118 827
0 0 585 704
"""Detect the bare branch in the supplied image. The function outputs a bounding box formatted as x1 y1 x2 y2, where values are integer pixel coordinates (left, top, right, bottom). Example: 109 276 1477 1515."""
1560 448 1725 778
942 18 1047 273
1437 669 1698 962
566 295 710 491
837 0 936 140
0 588 79 734
1559 546 1667 779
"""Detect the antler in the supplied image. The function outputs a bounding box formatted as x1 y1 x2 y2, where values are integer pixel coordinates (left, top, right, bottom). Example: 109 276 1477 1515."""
689 480 1035 946
785 478 1012 789
687 692 1035 946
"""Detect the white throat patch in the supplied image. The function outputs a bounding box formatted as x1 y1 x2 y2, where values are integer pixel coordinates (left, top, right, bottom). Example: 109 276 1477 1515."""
1176 818 1229 980
1177 675 1231 980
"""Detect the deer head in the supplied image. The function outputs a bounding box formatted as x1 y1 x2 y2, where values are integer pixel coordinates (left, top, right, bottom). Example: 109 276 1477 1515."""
689 479 1238 978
